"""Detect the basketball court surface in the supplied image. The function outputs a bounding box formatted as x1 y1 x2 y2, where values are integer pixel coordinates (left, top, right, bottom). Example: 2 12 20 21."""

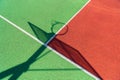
0 0 120 80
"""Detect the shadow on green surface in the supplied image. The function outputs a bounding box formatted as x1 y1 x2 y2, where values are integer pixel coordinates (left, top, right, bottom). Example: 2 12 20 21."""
0 21 79 80
28 21 65 43
28 22 54 43
0 45 47 80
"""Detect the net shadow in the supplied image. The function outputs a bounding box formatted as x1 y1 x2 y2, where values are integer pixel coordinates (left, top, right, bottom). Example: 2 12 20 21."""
28 22 54 43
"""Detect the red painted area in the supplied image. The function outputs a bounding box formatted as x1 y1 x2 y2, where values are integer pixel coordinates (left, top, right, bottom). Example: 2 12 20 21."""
49 0 120 80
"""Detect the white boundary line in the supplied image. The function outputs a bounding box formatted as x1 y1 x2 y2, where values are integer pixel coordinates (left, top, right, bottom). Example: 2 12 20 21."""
0 15 44 45
0 0 100 79
46 0 91 44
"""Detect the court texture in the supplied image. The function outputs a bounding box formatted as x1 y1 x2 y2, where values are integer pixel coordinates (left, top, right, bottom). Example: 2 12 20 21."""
0 0 120 80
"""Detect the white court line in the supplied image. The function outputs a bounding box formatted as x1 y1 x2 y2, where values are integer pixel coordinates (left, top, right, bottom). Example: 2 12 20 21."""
0 0 100 79
0 15 44 45
46 0 91 44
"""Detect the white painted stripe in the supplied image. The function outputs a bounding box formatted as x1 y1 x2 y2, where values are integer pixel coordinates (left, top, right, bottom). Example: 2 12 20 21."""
46 0 91 45
0 15 44 45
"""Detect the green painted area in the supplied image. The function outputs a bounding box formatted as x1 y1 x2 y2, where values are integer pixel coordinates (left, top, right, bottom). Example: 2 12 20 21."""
0 20 95 80
0 0 88 42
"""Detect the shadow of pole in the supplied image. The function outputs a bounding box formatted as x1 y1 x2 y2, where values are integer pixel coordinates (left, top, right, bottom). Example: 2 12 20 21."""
0 45 47 80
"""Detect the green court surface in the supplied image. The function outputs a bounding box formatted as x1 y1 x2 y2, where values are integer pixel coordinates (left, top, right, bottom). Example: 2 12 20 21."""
0 0 88 43
0 19 95 80
0 0 96 80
